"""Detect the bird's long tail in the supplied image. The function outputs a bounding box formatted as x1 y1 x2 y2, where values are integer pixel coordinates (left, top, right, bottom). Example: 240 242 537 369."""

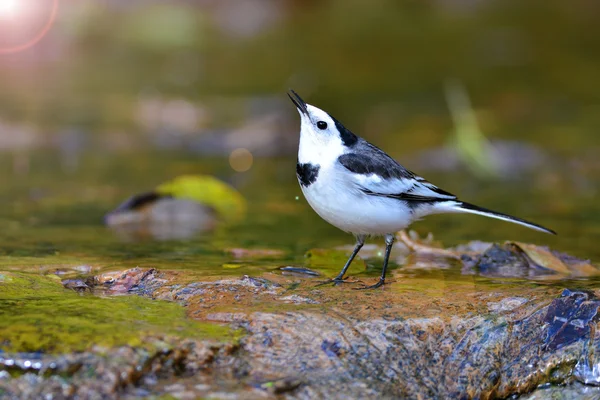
453 201 556 235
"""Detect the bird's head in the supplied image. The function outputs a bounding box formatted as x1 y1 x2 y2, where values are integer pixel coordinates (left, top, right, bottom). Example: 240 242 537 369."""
288 90 358 160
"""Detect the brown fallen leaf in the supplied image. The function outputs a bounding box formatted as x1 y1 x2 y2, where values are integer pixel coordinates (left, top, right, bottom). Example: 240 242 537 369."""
568 262 600 277
510 242 599 277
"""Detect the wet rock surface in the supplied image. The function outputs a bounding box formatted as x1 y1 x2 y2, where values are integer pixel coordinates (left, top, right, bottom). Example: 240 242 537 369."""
0 337 242 400
2 243 600 399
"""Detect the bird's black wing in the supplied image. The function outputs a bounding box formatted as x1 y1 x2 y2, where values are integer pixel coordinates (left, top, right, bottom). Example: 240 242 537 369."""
337 142 416 180
337 141 457 203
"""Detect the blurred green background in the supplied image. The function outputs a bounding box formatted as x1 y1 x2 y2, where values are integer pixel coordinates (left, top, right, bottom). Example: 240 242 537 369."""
0 0 598 271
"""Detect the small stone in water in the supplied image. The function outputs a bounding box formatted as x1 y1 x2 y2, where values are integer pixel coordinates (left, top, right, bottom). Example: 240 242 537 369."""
61 279 91 292
280 266 320 276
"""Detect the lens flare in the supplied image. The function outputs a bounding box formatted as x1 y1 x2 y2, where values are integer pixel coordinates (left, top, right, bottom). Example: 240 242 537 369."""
229 148 254 172
0 0 59 54
0 0 18 17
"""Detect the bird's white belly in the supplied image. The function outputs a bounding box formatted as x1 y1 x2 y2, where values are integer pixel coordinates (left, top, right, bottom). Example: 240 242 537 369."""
300 178 414 235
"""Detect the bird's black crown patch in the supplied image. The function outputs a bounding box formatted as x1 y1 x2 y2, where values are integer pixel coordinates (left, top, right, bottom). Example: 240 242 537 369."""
296 163 320 187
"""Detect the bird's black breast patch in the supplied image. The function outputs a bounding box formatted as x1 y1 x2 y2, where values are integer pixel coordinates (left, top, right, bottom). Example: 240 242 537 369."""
296 163 320 187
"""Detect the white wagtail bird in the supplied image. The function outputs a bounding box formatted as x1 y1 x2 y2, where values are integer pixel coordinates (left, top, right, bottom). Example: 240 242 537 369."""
288 90 555 289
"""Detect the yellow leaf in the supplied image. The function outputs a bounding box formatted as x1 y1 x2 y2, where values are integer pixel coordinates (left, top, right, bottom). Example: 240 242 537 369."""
156 175 246 223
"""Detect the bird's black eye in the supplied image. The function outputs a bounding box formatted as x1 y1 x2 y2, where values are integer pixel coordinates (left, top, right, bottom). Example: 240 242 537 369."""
317 121 327 130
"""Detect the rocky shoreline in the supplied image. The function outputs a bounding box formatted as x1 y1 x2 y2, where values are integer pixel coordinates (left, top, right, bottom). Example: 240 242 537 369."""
2 241 600 399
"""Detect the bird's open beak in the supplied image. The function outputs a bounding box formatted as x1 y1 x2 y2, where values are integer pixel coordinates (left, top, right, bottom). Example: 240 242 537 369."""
287 89 308 116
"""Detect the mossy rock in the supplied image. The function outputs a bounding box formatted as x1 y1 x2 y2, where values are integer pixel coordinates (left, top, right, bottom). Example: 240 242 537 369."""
0 271 238 353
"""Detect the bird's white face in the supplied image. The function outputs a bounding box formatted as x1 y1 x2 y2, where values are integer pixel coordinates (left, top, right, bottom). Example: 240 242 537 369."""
296 104 346 165
290 92 354 168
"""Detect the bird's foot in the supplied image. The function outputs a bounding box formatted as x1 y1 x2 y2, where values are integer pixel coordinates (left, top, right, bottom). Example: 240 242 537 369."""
354 278 386 290
397 230 460 259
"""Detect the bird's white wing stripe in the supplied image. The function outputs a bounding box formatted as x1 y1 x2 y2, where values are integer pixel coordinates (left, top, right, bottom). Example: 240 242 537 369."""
409 181 456 200
335 160 456 200
350 173 417 195
351 175 455 201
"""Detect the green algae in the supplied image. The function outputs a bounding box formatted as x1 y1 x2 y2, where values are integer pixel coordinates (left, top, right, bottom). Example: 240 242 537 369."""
0 271 237 353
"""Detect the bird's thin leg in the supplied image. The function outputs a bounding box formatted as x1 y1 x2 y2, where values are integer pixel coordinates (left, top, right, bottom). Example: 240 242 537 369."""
358 233 395 290
332 235 365 282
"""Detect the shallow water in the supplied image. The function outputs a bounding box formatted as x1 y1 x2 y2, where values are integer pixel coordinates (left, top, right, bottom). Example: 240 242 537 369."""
0 149 597 280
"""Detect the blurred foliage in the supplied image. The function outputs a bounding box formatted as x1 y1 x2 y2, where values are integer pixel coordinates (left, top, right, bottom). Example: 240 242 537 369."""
445 79 501 178
0 0 598 151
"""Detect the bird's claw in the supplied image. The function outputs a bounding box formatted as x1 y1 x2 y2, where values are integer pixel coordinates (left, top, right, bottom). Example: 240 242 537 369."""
354 279 386 290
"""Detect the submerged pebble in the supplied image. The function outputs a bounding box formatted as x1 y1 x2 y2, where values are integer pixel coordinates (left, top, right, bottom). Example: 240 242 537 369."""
280 266 321 277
